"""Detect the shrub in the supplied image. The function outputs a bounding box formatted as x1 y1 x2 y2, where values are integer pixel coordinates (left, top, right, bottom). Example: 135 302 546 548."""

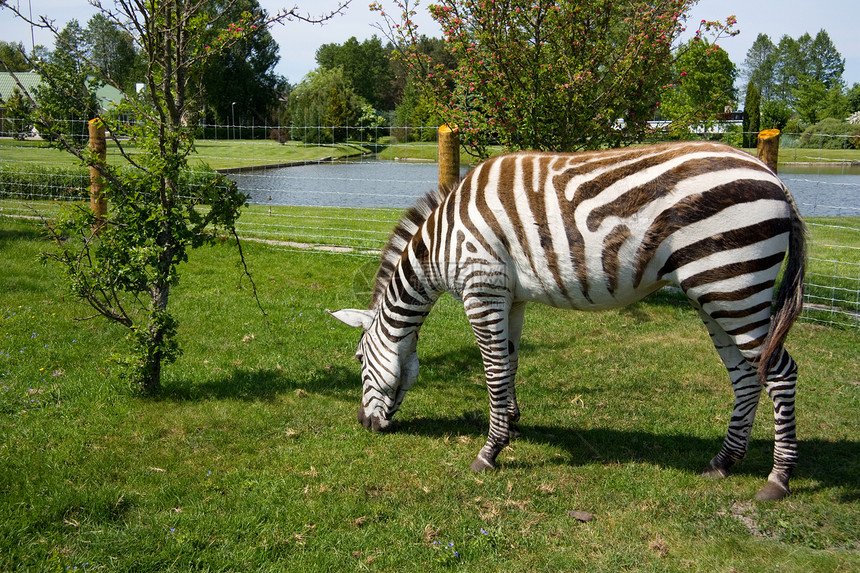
799 118 860 149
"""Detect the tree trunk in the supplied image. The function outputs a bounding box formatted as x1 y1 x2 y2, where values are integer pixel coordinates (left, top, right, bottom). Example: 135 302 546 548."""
140 220 173 393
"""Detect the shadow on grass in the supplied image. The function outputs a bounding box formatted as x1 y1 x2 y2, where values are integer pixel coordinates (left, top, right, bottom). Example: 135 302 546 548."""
393 413 860 503
159 364 359 403
0 221 46 243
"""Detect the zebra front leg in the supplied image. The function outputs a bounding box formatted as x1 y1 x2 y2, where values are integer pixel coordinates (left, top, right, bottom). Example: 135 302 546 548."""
755 348 798 501
466 296 518 472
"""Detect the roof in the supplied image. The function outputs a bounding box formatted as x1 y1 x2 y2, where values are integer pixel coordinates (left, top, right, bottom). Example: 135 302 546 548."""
0 71 42 101
0 71 125 110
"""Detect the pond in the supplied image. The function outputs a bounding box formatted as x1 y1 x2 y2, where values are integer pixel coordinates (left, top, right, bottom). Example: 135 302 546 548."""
229 159 860 217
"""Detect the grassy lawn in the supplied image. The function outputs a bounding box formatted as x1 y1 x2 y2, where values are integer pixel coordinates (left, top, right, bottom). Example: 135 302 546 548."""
776 147 860 164
1 217 857 571
804 217 860 326
3 136 859 172
0 138 368 172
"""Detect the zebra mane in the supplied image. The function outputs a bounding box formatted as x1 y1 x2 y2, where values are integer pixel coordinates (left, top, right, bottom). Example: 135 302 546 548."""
370 186 449 310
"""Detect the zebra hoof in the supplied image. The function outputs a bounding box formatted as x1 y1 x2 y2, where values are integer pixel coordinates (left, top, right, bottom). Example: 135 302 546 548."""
469 456 496 473
755 481 789 501
701 461 729 479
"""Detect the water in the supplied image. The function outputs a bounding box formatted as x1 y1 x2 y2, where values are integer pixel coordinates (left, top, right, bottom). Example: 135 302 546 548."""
777 165 860 217
230 160 458 210
230 159 859 217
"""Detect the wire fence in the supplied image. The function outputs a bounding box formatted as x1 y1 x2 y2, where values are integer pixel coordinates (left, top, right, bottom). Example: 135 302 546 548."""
1 121 858 329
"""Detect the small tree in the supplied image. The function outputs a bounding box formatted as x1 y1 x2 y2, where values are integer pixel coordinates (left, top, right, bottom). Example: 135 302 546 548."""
761 100 792 131
743 81 761 148
6 0 348 392
2 86 34 139
848 83 860 114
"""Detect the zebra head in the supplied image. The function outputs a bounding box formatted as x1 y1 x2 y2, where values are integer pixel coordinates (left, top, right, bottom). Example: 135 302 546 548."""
328 308 420 432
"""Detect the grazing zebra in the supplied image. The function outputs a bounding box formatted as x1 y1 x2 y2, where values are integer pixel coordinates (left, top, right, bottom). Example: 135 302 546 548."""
330 141 806 501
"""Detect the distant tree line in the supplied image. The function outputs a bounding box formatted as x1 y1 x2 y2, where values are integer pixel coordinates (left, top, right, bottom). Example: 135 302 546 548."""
0 0 287 133
741 29 860 147
5 0 858 151
285 34 455 144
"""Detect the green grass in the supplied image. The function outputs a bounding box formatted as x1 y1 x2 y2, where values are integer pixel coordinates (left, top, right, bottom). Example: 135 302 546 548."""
3 136 858 175
1 217 858 571
776 147 860 164
804 217 860 326
234 204 402 252
0 138 367 172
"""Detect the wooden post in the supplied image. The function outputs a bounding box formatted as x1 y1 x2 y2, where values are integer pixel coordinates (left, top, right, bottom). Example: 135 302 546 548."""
757 128 780 173
438 124 460 193
88 118 108 232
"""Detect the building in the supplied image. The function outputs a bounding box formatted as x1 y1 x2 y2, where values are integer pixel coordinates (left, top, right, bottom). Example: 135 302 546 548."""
0 71 124 136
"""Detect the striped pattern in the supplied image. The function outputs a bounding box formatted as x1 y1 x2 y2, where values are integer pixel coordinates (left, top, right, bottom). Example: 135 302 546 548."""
333 141 806 500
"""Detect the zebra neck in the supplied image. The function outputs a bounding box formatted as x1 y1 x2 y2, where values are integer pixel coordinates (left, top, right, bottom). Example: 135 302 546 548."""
376 248 440 336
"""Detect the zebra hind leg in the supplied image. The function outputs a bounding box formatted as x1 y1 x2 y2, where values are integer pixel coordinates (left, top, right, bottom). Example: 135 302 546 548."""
506 301 526 439
755 347 798 501
694 304 797 500
695 307 762 481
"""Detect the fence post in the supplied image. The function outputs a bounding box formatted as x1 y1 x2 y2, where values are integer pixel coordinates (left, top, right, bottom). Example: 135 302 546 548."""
88 117 108 232
757 128 780 173
438 124 460 193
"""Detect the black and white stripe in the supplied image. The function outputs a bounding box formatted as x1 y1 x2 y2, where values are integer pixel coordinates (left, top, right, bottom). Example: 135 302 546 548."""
331 141 806 500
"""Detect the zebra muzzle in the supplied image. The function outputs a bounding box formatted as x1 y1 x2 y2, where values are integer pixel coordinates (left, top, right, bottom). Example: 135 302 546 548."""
358 405 391 432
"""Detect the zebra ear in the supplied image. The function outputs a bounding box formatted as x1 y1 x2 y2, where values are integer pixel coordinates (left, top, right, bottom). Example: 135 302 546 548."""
327 308 376 330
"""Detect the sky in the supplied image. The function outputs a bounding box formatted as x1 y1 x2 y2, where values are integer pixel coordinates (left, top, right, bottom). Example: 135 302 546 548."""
1 0 859 88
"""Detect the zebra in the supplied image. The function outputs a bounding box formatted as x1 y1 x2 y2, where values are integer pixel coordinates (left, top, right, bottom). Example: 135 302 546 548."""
329 141 806 501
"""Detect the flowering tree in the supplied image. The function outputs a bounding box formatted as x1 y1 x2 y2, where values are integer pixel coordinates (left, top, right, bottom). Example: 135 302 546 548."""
373 0 735 158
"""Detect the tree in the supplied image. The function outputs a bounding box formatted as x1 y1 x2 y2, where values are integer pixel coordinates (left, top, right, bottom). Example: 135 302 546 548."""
761 99 792 131
83 13 142 93
316 36 395 110
742 81 761 148
289 66 365 143
848 83 860 114
742 34 776 100
660 39 737 136
768 30 845 112
821 82 848 121
2 86 34 138
809 29 845 88
4 0 348 392
32 20 100 144
393 81 442 140
388 34 457 110
198 0 285 126
793 75 828 124
770 35 804 106
0 40 31 71
373 0 736 158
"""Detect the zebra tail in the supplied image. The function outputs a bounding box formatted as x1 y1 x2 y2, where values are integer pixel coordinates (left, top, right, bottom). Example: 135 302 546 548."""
757 193 808 382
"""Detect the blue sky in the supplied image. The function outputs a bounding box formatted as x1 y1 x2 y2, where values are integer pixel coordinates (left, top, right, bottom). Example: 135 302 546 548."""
2 0 858 87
